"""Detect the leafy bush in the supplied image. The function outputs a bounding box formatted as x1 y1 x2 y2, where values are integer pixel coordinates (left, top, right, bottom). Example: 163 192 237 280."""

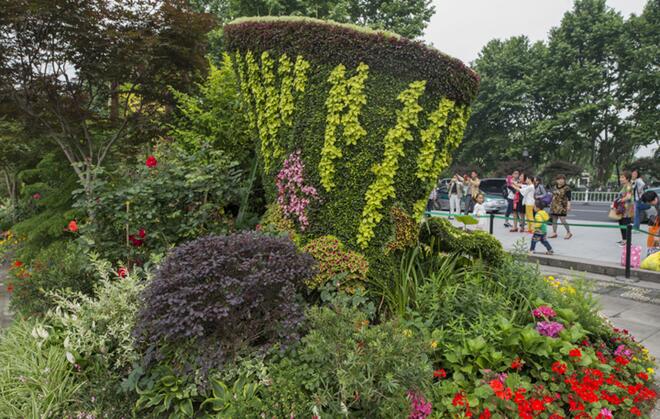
9 241 99 317
85 145 244 262
134 232 317 369
419 217 505 266
46 256 145 375
262 305 433 417
301 235 368 291
0 318 83 417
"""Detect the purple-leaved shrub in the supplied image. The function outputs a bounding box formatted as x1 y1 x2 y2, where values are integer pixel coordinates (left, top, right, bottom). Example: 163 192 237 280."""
134 232 316 367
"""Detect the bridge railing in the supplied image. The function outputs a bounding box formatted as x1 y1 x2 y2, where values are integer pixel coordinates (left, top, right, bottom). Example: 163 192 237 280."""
572 190 618 203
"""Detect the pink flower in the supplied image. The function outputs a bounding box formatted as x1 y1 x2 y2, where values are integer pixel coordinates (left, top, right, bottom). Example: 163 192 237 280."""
276 151 318 230
32 193 42 200
117 267 128 278
407 391 432 419
532 305 556 319
598 408 613 418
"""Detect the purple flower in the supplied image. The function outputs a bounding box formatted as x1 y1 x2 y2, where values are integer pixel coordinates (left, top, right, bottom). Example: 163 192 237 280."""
614 344 633 359
532 305 556 319
536 321 564 338
407 390 432 419
599 408 613 418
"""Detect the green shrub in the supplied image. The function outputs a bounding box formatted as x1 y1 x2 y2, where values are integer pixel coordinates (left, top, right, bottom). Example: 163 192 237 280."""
86 145 244 262
262 305 433 417
0 318 83 417
224 17 478 256
419 217 505 266
46 256 145 375
9 241 99 317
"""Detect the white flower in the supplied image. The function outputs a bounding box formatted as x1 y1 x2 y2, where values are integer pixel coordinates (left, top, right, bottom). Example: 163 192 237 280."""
65 351 76 364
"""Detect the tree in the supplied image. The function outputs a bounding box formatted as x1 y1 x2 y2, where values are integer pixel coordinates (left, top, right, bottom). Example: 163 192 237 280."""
540 0 630 184
458 36 547 170
195 0 435 38
0 0 215 206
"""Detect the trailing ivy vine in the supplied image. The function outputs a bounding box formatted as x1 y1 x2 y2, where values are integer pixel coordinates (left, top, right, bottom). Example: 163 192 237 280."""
234 51 311 172
319 63 369 192
357 80 426 248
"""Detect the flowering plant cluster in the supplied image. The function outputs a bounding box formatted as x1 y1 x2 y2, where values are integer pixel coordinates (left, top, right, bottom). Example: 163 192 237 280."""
301 235 368 291
275 150 318 230
430 317 657 418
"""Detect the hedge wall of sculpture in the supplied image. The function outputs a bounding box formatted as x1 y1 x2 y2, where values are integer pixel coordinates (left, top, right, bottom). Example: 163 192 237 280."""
224 17 480 259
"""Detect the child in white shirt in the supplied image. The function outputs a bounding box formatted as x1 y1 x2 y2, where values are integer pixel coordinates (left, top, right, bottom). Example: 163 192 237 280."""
472 193 488 231
515 178 536 233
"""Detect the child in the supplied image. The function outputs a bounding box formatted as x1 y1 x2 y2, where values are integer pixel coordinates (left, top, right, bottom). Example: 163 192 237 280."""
472 193 488 231
530 199 553 255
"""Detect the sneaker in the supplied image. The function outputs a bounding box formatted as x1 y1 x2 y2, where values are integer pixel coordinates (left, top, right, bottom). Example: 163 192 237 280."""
546 250 554 255
504 223 512 228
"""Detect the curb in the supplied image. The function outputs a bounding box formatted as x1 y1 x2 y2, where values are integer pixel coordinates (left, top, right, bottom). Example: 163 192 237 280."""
527 254 660 284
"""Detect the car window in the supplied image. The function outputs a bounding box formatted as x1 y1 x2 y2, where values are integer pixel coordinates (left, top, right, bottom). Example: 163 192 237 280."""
480 179 505 195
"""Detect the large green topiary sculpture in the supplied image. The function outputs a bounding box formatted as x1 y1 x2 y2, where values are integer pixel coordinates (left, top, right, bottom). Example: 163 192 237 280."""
224 17 479 256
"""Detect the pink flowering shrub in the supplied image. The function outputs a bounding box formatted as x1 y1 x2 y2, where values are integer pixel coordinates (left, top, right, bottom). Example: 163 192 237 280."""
407 390 432 419
276 151 318 230
532 305 556 319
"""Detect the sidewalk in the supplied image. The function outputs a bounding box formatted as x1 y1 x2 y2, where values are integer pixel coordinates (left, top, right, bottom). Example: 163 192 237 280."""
489 216 652 265
541 266 660 418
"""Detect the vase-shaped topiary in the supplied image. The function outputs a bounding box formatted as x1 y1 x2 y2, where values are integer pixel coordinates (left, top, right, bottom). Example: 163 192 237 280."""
224 16 479 257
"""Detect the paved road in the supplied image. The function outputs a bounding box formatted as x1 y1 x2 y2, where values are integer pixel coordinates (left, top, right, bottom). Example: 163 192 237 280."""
568 202 612 223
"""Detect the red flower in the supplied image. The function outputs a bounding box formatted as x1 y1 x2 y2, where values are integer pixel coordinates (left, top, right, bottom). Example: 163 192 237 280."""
552 361 567 375
636 372 649 381
614 355 629 366
32 193 41 200
530 399 544 412
452 392 466 407
489 379 504 393
630 407 642 416
6 283 14 293
138 228 146 239
433 369 447 379
146 155 158 168
479 408 491 419
68 220 78 233
117 267 128 278
511 357 524 370
11 260 23 269
569 348 582 358
549 414 564 419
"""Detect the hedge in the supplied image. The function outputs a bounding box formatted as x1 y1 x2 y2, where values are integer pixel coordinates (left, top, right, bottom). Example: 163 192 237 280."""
223 16 480 262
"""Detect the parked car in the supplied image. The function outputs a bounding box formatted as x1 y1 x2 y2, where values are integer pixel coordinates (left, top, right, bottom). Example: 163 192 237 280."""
428 177 508 214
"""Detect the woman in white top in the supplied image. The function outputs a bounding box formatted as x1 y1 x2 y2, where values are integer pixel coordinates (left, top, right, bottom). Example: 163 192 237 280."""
448 174 464 219
514 177 536 233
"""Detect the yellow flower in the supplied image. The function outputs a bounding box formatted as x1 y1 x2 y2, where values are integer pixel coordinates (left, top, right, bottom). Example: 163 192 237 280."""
632 357 638 361
430 340 438 349
648 367 655 375
402 329 413 338
642 348 649 354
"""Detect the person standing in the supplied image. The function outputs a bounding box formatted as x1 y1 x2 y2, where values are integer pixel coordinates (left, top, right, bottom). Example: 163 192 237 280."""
472 193 488 231
632 169 649 230
448 174 464 219
615 171 635 246
533 177 547 201
516 176 536 233
504 170 519 228
549 174 573 240
512 173 527 232
466 170 481 214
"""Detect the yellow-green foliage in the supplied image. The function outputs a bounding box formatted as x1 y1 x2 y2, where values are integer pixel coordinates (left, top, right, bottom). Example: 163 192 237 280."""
357 80 427 248
319 63 369 192
302 235 369 290
416 98 456 183
234 51 310 172
259 203 300 245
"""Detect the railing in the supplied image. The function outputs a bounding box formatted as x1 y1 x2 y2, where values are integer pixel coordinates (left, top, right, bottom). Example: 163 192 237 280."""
572 190 618 203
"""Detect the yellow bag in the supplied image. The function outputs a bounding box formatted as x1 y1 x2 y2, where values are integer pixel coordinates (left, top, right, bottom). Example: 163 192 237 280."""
641 251 660 272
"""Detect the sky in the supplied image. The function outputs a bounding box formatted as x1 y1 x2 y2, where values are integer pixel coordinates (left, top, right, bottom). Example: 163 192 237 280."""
424 0 648 65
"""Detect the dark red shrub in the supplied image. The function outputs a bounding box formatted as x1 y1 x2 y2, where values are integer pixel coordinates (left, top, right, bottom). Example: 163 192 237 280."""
134 232 317 367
